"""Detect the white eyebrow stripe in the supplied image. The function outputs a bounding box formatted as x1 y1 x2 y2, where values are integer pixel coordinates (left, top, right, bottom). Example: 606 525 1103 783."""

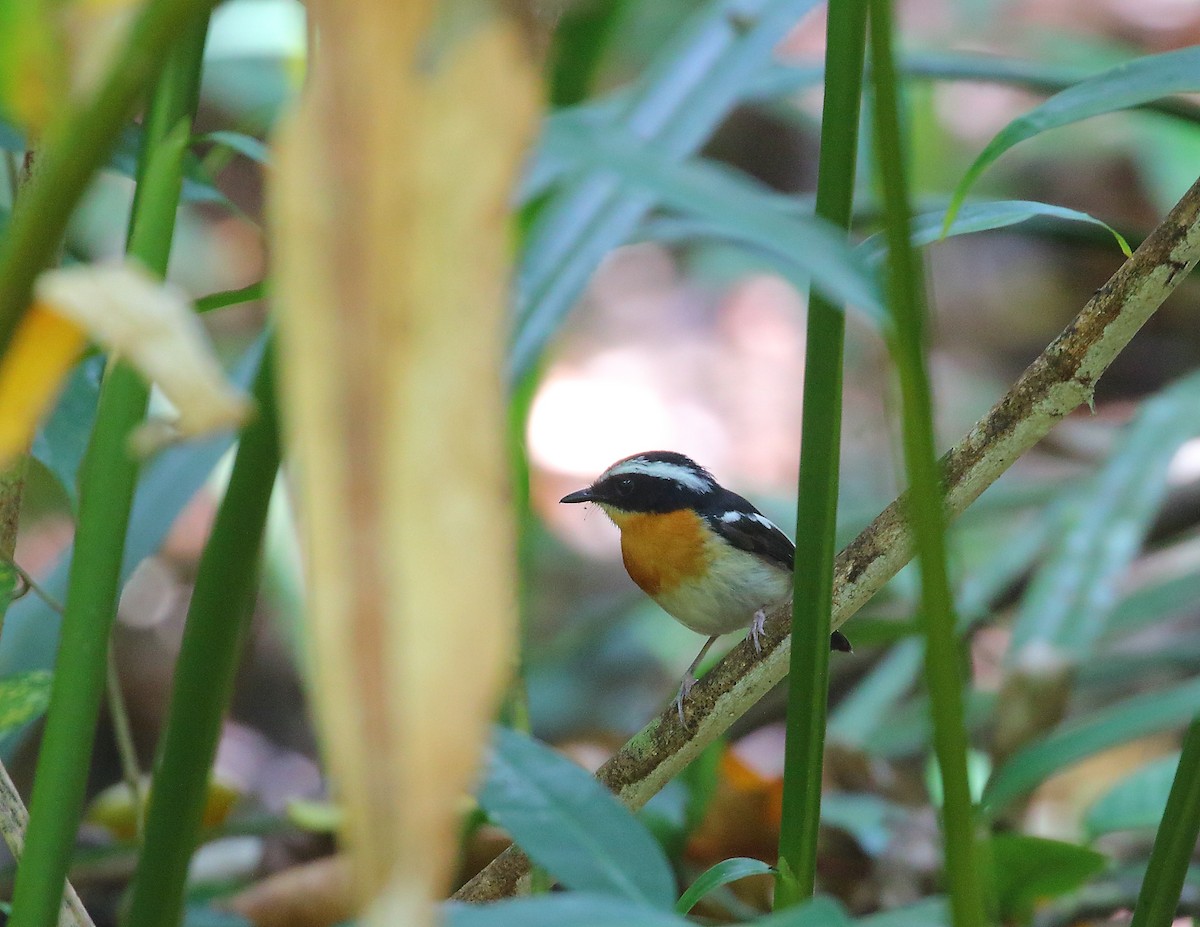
605 459 714 493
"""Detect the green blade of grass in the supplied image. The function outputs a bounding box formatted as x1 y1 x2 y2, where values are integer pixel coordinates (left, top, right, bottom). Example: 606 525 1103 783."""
124 340 280 927
1129 715 1200 927
945 45 1200 232
774 0 868 909
866 3 987 927
7 17 211 927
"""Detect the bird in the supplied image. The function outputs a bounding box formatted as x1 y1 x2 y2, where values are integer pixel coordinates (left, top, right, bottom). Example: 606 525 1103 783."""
560 450 851 724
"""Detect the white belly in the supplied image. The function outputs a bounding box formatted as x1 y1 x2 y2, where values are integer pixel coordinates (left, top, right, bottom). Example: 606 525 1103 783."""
653 542 792 636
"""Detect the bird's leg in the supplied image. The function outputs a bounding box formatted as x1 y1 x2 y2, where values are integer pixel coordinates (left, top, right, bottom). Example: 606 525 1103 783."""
749 608 768 653
675 634 720 726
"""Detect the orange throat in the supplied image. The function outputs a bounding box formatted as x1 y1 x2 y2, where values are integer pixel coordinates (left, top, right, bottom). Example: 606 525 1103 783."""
604 507 709 597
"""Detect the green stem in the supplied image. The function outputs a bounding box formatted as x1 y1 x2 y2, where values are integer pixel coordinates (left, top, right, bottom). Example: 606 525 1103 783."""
775 0 868 909
0 0 217 355
123 340 280 927
1129 715 1200 927
7 16 212 927
866 4 988 927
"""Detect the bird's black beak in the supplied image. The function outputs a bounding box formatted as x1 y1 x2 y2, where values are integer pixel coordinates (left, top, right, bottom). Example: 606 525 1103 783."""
560 488 595 504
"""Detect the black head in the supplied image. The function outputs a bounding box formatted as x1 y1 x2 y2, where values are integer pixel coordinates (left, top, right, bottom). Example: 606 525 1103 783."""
559 451 717 514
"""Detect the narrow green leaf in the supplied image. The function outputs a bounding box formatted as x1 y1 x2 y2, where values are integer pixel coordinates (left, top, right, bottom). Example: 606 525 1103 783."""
947 46 1200 230
983 675 1200 814
1085 753 1180 838
480 726 676 910
828 640 922 749
1008 369 1200 667
675 857 774 914
444 895 689 927
511 0 825 378
197 129 270 165
988 833 1107 924
195 279 266 315
541 124 885 324
821 793 910 857
858 200 1131 261
1130 715 1200 927
0 671 52 733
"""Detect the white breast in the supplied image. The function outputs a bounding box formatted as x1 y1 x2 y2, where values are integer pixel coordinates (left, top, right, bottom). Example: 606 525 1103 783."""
652 534 792 636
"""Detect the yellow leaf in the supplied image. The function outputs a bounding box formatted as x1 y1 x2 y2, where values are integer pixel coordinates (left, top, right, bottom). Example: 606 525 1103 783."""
0 301 87 464
86 776 241 841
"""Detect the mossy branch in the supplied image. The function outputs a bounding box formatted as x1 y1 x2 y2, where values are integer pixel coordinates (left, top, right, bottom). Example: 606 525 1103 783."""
455 171 1200 903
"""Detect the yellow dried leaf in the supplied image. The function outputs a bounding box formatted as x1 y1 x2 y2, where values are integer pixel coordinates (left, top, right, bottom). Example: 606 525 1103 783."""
0 302 87 464
35 262 251 452
86 776 241 841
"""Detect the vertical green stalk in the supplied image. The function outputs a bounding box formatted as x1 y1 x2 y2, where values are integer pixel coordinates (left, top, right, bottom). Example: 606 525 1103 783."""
7 19 211 927
776 0 869 908
866 4 988 927
124 341 280 927
1129 715 1200 927
0 0 218 355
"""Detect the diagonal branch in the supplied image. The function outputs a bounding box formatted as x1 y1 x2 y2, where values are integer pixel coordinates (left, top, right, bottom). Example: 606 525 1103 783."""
455 173 1200 903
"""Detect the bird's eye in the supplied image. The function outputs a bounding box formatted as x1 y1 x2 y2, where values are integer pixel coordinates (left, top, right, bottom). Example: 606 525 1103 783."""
614 477 634 496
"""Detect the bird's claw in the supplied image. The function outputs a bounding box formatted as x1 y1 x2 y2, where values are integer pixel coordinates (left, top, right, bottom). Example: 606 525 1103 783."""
675 674 697 728
750 608 767 653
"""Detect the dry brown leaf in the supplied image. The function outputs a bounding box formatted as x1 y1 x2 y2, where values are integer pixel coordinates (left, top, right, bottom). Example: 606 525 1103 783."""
269 2 540 924
226 855 355 927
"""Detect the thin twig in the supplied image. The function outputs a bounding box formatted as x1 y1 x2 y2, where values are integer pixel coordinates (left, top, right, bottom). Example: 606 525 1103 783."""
454 172 1200 902
106 645 144 838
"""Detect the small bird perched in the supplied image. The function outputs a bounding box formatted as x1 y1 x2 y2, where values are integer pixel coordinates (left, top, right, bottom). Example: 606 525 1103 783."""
561 451 851 723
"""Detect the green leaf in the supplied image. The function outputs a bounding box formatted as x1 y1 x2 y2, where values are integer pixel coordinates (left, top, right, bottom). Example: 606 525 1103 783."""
0 671 52 733
858 200 1131 261
444 894 689 927
512 0 826 378
30 356 103 512
821 793 910 857
948 46 1200 229
983 674 1200 815
829 640 923 748
1007 369 1200 667
675 857 774 914
480 726 675 909
540 124 886 326
194 280 266 315
754 895 851 927
1085 753 1180 838
855 897 949 927
988 834 1107 925
197 130 270 165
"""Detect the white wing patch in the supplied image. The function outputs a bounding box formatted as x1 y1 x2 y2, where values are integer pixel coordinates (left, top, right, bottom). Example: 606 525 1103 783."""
721 510 777 529
604 457 714 493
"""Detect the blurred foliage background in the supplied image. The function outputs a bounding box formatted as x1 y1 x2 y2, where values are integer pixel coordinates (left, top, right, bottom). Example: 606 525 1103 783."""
0 0 1199 924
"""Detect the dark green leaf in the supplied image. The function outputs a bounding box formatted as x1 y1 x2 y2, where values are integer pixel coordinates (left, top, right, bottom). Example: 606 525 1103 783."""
1086 753 1180 838
444 894 688 927
983 675 1200 814
948 46 1200 227
675 857 774 914
194 280 266 315
989 834 1107 924
480 726 675 909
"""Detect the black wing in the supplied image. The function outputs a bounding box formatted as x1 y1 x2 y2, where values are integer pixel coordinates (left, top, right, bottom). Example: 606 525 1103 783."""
704 490 853 654
702 490 795 572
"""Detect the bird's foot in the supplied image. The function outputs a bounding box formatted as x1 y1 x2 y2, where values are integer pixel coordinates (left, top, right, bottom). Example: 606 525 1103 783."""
749 608 768 653
675 674 697 728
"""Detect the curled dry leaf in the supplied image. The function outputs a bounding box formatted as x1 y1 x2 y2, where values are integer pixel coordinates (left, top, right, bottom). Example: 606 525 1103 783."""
35 261 251 454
